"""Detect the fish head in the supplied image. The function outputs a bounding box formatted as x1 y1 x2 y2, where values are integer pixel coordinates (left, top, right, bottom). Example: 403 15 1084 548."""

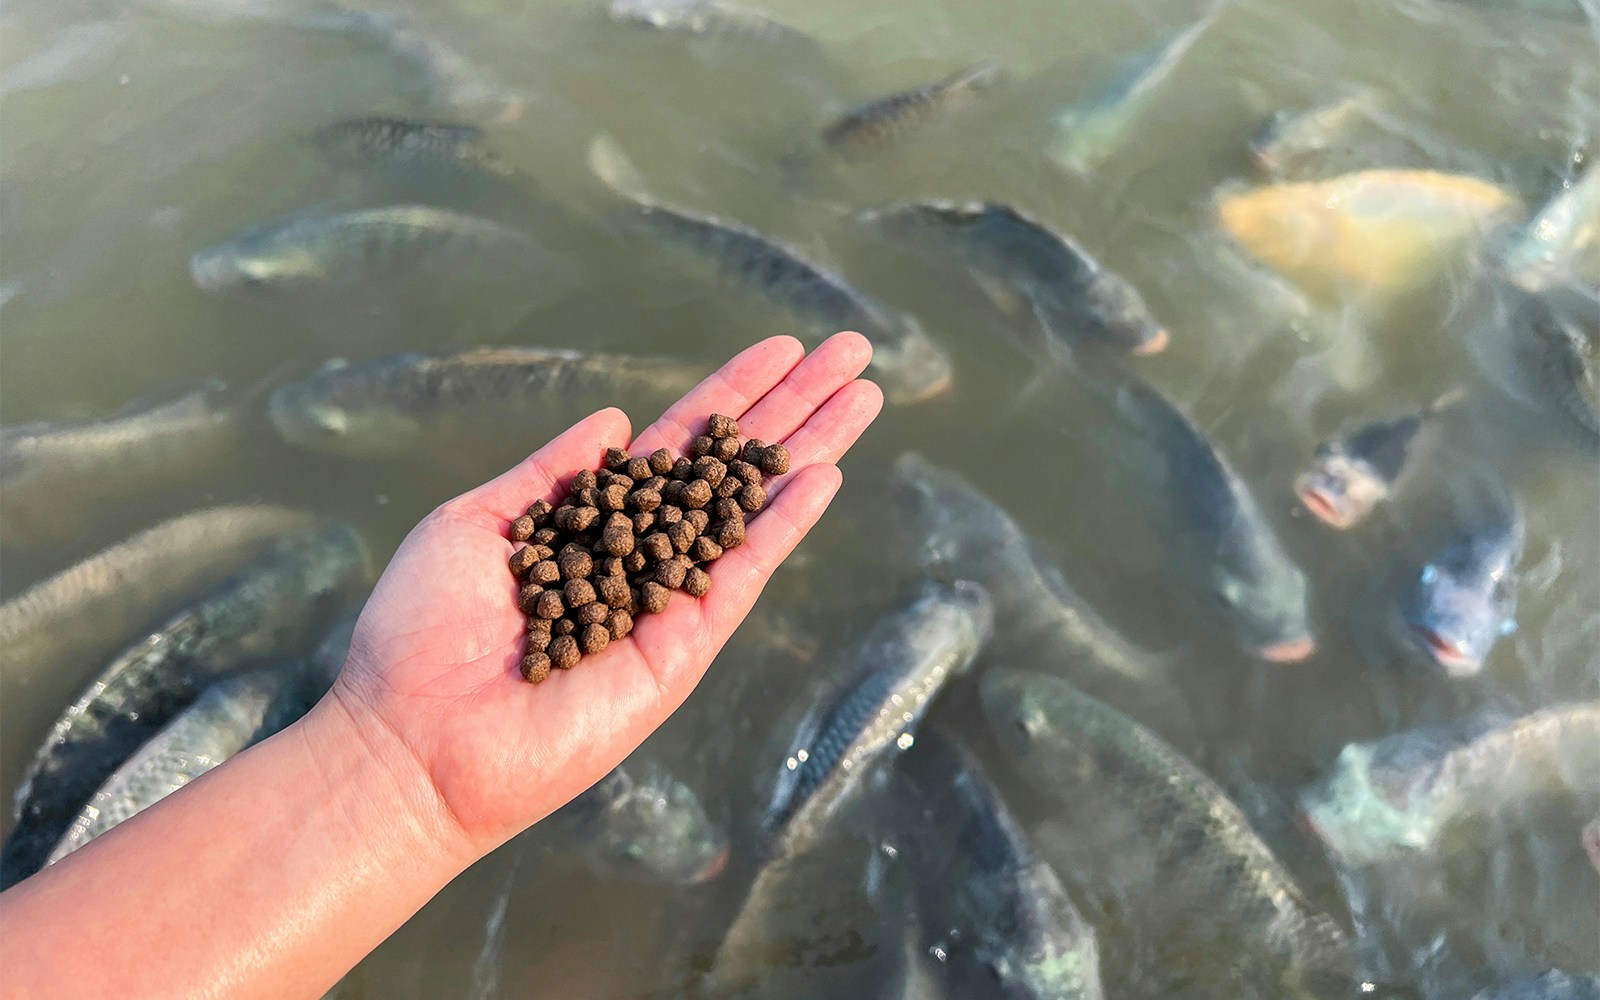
189 227 323 296
979 667 1061 763
1207 530 1315 663
1399 530 1521 677
868 317 954 404
1081 270 1169 356
889 452 1025 577
1295 444 1389 529
267 362 423 459
581 764 729 886
1298 742 1439 868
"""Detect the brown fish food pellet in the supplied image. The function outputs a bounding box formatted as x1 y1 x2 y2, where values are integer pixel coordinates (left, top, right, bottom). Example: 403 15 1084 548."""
506 415 785 680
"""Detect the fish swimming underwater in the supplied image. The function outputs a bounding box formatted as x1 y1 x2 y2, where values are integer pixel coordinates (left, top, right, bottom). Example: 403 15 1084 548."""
1398 503 1523 676
553 762 730 886
820 60 1002 160
606 0 815 45
1498 166 1599 295
312 115 514 188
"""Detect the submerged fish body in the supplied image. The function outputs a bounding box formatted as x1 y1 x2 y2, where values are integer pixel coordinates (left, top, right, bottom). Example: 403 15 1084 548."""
890 453 1160 690
188 204 539 297
980 668 1350 994
1399 505 1523 676
554 762 729 885
1301 703 1600 869
0 380 245 546
894 734 1103 1000
1499 168 1600 295
587 136 953 403
312 116 513 186
2 524 371 888
1295 389 1462 529
606 0 813 45
821 60 1001 159
47 664 326 865
1249 91 1442 179
1472 972 1600 1000
268 346 705 459
863 201 1168 358
1050 15 1213 172
1218 169 1519 301
1110 379 1313 661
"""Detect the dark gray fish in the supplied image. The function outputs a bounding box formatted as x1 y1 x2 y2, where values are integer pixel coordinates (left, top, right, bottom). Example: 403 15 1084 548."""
553 762 729 885
1521 296 1599 441
1107 377 1313 662
1399 503 1523 676
606 0 814 45
861 201 1168 358
268 346 705 460
1295 388 1464 529
820 60 1001 159
892 733 1103 1000
1472 972 1600 1000
890 453 1160 693
1301 702 1600 869
981 668 1349 997
1 524 370 888
47 662 329 864
1498 167 1599 295
711 580 993 991
312 116 513 186
587 135 953 404
0 380 246 546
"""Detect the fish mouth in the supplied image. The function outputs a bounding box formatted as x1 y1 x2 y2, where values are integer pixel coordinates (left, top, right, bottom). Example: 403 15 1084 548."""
1130 328 1170 356
1257 635 1316 663
1296 483 1353 529
1407 623 1479 675
693 843 731 883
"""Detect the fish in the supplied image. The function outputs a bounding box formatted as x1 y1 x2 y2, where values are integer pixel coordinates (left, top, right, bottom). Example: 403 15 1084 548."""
552 762 729 885
0 380 246 546
891 732 1103 1000
268 346 705 460
311 116 514 185
1049 13 1215 173
1218 169 1519 301
606 0 814 45
1301 703 1600 869
1107 377 1314 662
1399 503 1523 676
980 667 1350 996
1295 388 1465 529
710 580 993 990
889 452 1161 692
1499 168 1600 295
820 60 1001 159
860 200 1168 358
188 204 543 297
1471 972 1600 1000
1 524 371 888
46 662 330 865
586 135 954 404
1249 91 1441 179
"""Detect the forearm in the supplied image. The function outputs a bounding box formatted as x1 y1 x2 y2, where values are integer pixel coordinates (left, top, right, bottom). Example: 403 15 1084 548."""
0 692 476 1000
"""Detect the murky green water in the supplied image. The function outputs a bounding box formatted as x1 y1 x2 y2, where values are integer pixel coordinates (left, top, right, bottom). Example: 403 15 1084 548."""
2 0 1597 995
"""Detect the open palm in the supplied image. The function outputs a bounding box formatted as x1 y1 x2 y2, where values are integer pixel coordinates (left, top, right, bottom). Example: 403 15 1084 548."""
329 333 881 853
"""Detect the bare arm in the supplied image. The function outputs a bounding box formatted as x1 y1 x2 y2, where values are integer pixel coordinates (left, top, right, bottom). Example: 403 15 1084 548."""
0 333 882 1000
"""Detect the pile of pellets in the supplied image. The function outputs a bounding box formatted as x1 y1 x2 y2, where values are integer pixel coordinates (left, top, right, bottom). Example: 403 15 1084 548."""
508 414 789 683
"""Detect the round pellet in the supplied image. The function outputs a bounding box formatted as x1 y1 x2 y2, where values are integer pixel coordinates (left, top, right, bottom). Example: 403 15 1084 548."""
685 509 711 533
690 536 723 563
623 551 648 574
569 506 600 532
684 566 712 598
692 457 726 487
649 448 675 475
534 589 565 620
557 549 592 581
690 435 714 457
641 581 670 614
667 519 697 553
564 578 596 608
714 497 743 522
707 413 739 439
599 484 629 512
602 520 635 557
527 499 553 524
657 505 683 527
711 436 740 462
510 515 536 542
656 556 689 590
682 480 712 509
572 469 597 492
595 555 625 578
509 545 538 577
607 609 634 641
714 476 742 499
548 635 581 670
605 447 631 470
715 518 746 549
632 511 656 534
728 460 761 485
597 575 631 608
759 443 790 476
641 532 674 563
533 527 558 546
626 457 653 481
575 487 600 508
739 482 767 513
553 617 577 636
521 653 552 683
628 488 662 513
518 584 544 614
743 439 767 464
576 601 609 626
671 457 694 480
581 623 610 655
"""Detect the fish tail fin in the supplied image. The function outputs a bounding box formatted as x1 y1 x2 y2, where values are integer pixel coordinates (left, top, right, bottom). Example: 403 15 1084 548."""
586 134 653 205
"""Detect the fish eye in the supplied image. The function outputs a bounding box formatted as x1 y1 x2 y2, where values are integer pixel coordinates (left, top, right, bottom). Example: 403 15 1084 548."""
1498 618 1518 637
1419 564 1439 586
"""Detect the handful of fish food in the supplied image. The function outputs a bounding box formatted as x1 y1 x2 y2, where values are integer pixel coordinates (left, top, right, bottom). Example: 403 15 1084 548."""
508 414 787 681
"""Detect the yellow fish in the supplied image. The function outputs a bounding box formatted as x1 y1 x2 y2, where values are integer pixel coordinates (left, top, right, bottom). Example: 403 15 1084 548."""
1218 170 1518 301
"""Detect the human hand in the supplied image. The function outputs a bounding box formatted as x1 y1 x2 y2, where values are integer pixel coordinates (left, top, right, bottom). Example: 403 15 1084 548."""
323 333 882 859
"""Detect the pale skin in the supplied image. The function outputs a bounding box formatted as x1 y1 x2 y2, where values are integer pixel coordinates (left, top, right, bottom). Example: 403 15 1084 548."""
0 332 883 1000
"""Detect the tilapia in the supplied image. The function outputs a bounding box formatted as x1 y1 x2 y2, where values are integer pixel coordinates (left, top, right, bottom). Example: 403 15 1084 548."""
890 453 1161 692
2 524 370 888
552 762 729 885
268 346 705 460
893 733 1103 1000
606 0 814 45
1399 503 1523 676
47 663 329 864
0 380 246 546
1249 91 1439 179
820 60 1001 159
1499 168 1600 295
1106 377 1314 662
981 667 1349 996
1218 170 1519 301
188 204 544 296
1295 388 1464 529
861 201 1168 358
1502 291 1600 442
1301 703 1600 869
1472 972 1600 1000
711 580 993 990
587 135 953 404
1049 13 1214 172
312 116 513 185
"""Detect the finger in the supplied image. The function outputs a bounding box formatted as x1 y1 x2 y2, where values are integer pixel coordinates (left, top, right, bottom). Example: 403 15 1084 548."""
734 331 874 447
460 407 633 523
763 378 883 501
629 336 805 458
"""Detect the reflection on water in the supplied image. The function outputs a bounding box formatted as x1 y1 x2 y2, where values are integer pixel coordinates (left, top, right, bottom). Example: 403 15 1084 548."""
1 0 1597 995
